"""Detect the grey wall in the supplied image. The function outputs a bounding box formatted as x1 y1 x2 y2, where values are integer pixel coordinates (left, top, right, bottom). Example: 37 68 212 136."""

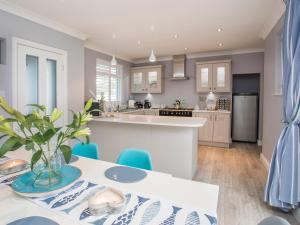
132 52 264 140
262 17 284 161
0 9 85 114
84 48 132 104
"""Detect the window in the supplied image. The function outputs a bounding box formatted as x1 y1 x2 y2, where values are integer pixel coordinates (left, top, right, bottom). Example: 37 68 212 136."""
96 59 122 103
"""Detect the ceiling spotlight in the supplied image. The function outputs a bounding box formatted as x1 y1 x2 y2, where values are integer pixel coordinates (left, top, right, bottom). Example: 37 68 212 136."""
217 28 223 32
184 47 188 50
150 25 155 31
174 34 179 39
218 43 223 47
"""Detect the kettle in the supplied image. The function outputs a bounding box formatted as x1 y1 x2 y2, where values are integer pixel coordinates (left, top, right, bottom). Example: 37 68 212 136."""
144 100 152 109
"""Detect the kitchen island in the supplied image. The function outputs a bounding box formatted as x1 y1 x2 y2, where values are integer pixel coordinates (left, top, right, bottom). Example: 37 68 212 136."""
88 114 206 179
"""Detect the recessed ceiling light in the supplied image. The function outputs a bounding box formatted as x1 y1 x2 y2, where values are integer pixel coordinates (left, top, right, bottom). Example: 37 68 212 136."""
150 25 155 31
184 47 188 50
218 43 223 47
112 33 117 39
217 28 223 32
137 40 141 45
174 34 179 39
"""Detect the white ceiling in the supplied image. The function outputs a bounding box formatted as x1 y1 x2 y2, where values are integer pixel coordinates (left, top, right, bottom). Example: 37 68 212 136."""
1 0 285 61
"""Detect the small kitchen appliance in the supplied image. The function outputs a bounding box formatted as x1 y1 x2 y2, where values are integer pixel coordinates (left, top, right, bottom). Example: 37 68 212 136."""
128 100 136 108
144 100 152 109
134 101 143 109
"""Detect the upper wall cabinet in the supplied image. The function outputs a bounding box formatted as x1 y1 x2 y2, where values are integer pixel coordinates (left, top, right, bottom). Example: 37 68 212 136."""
131 65 163 94
196 60 231 93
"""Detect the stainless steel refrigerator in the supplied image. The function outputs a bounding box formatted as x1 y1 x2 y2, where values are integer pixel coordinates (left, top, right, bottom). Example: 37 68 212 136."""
232 94 258 142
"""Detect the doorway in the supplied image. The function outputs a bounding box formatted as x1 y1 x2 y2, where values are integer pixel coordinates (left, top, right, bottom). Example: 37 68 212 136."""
12 38 68 126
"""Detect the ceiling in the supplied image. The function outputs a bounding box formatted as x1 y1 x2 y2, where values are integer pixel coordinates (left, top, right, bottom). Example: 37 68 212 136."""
1 0 285 61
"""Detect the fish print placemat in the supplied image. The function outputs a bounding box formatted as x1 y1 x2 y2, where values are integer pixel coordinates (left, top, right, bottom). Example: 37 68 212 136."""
28 179 217 225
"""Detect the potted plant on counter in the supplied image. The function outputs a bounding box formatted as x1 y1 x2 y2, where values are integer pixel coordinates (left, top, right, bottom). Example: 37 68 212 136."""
0 97 93 187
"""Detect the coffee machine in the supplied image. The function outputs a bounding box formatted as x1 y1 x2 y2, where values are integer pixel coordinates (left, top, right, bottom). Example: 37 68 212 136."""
144 99 152 109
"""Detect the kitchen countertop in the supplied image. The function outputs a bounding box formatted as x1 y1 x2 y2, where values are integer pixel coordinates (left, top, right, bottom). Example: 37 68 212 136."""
92 114 206 128
193 109 231 114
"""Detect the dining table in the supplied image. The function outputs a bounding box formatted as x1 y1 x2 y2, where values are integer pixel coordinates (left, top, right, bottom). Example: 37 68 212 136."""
0 149 219 225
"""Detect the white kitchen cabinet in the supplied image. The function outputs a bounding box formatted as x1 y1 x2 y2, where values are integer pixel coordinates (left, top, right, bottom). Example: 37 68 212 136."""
131 68 147 93
196 60 231 93
131 65 163 94
212 113 231 143
196 64 213 93
193 112 214 142
193 111 231 147
212 62 231 92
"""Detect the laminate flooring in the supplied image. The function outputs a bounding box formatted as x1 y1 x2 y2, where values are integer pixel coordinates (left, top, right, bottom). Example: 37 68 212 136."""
194 143 299 225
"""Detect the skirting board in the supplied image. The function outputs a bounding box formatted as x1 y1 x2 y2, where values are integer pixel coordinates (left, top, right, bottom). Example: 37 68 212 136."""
257 139 263 146
199 141 230 148
260 153 270 171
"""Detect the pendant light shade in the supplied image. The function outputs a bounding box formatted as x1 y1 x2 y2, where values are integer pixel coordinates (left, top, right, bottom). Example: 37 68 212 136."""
111 55 117 66
149 49 156 62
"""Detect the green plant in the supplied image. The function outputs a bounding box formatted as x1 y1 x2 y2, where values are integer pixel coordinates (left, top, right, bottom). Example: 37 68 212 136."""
0 97 93 170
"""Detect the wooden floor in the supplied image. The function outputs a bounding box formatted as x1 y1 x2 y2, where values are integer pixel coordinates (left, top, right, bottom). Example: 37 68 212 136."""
194 143 299 225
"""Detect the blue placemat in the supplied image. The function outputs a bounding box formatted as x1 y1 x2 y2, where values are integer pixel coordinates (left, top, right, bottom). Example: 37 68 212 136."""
104 166 147 183
11 165 81 196
8 216 59 225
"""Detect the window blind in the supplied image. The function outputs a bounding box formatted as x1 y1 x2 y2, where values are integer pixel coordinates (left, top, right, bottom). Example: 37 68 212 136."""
96 59 122 102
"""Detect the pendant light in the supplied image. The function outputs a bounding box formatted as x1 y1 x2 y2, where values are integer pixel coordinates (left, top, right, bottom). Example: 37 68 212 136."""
111 55 117 66
149 49 156 62
148 25 156 62
111 33 117 66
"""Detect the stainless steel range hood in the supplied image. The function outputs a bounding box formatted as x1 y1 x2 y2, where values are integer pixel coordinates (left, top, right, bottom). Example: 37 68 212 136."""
170 55 189 80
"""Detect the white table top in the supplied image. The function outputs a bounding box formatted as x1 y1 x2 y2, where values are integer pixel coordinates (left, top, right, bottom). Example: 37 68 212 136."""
92 114 206 128
0 150 219 224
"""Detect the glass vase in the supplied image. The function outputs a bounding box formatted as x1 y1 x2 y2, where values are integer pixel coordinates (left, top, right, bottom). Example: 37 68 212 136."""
32 147 62 187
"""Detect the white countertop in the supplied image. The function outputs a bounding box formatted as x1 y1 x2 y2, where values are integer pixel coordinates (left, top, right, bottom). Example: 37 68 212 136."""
92 114 206 128
193 109 231 114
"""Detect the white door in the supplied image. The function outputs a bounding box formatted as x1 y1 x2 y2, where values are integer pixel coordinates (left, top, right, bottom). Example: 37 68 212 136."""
213 113 230 143
196 64 213 92
194 112 214 142
212 63 231 92
14 39 67 126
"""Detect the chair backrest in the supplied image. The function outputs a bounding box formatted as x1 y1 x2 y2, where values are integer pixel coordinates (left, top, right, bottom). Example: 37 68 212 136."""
258 216 291 225
72 143 99 160
116 148 153 170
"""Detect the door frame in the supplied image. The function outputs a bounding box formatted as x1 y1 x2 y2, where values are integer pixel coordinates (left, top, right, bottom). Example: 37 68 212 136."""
12 37 68 124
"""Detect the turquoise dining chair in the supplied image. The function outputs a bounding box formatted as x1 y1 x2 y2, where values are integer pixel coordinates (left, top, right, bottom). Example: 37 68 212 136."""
72 143 99 160
116 148 153 170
